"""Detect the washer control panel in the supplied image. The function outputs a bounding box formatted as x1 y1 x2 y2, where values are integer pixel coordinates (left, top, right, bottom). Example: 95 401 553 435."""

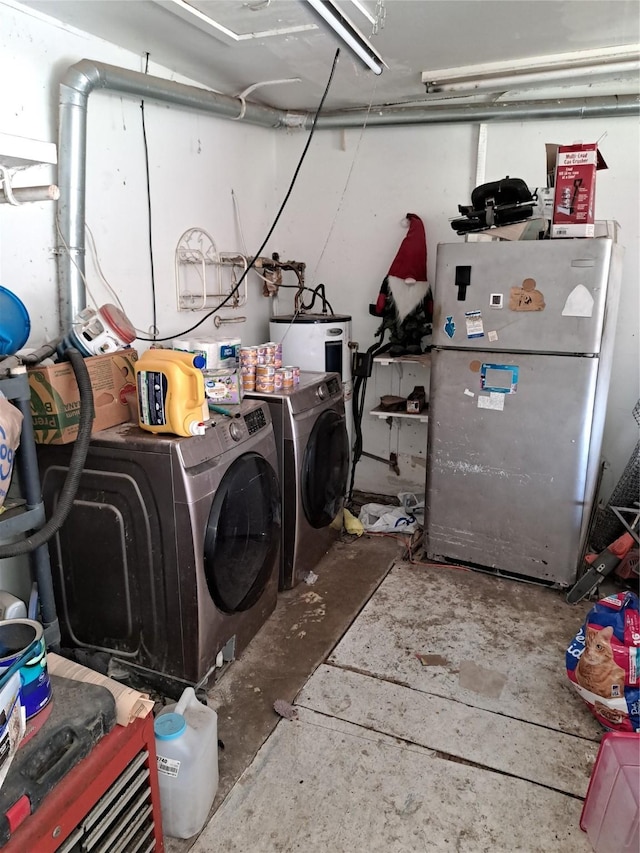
326 376 341 398
229 422 243 442
244 407 267 435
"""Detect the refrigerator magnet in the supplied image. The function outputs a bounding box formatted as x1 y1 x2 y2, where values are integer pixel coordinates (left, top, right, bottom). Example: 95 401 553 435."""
444 316 456 339
509 278 545 311
480 363 519 394
465 310 484 339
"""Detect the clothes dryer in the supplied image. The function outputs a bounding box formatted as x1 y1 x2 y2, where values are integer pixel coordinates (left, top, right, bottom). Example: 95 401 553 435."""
37 400 280 687
245 372 348 589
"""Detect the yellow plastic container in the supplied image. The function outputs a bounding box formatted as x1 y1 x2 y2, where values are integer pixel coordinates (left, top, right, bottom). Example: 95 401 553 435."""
135 349 208 437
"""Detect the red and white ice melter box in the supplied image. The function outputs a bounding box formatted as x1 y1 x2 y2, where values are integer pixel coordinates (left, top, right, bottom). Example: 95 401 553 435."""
551 143 602 238
580 731 640 853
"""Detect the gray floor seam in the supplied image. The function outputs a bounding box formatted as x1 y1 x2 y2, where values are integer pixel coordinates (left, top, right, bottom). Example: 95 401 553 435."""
321 661 601 744
293 702 587 803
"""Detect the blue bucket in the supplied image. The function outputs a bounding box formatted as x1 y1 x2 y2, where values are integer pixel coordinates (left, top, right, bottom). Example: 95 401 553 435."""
0 286 30 356
0 620 51 719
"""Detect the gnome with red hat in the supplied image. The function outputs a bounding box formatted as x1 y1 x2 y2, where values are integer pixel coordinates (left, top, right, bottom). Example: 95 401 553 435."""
370 214 433 355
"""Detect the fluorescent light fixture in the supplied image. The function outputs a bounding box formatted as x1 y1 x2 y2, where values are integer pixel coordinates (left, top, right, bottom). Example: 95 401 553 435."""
422 45 640 95
349 0 377 27
306 0 385 74
161 0 317 45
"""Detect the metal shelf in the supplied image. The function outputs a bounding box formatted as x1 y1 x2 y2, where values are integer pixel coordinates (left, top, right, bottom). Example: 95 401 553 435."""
371 352 430 424
373 353 431 367
369 406 429 423
0 368 59 648
0 132 57 170
0 498 46 538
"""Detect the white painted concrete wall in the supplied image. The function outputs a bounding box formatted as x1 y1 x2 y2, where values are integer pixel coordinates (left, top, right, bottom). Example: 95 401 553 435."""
0 2 276 352
1 2 638 506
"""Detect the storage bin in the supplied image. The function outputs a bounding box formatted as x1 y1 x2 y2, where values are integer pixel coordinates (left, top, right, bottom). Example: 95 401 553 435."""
580 731 640 853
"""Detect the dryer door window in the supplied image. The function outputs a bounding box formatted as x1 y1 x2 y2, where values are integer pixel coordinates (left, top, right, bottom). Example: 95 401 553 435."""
302 410 349 529
204 452 280 613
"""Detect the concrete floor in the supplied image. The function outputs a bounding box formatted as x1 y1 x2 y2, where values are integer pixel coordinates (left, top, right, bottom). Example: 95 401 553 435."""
187 556 603 853
165 532 403 853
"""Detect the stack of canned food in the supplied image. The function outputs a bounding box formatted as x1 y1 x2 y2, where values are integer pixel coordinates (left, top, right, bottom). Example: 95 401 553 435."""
240 342 300 394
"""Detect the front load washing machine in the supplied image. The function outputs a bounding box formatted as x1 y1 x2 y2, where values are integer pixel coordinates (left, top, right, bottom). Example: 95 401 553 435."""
38 400 280 687
245 372 349 589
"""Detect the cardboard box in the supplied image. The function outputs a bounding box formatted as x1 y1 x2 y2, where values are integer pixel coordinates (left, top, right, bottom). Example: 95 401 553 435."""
465 217 547 242
533 186 555 222
594 219 621 242
549 143 608 238
203 368 242 405
28 350 138 444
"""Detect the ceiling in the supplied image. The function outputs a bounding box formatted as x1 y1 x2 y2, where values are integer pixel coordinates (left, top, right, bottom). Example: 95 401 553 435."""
20 0 640 112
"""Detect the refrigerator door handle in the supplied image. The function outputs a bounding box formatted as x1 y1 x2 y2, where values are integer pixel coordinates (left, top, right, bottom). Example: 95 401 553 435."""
455 265 471 301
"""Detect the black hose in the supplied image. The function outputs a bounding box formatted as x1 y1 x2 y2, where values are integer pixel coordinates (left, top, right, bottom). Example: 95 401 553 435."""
347 335 389 502
0 338 63 378
0 348 95 558
301 283 334 315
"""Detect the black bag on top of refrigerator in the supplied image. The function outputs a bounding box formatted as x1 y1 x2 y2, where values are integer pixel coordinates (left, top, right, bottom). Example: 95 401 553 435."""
451 177 536 234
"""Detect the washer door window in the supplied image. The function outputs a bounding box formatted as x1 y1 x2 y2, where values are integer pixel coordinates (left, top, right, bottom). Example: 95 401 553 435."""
302 410 349 529
204 452 280 613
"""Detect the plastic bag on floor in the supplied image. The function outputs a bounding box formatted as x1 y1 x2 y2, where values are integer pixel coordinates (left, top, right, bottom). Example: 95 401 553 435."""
358 503 418 534
397 491 424 526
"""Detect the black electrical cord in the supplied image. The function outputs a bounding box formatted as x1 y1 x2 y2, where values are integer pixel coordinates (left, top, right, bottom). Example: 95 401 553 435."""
140 51 158 340
0 348 95 558
136 47 341 343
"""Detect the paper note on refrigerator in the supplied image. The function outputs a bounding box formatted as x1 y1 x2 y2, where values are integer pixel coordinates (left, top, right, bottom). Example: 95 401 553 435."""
478 393 505 411
465 311 484 338
562 284 594 317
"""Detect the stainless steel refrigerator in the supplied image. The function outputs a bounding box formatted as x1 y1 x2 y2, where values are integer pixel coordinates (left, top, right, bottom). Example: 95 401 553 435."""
424 238 623 585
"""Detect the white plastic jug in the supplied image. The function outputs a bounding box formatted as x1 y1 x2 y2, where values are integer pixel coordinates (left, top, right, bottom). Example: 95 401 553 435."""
154 687 219 839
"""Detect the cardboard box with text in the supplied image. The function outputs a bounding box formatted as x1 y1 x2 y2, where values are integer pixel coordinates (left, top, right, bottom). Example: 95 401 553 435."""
550 143 608 238
28 350 138 444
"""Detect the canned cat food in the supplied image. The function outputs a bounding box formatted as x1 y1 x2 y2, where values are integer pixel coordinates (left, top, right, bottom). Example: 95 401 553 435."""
240 347 258 364
256 364 276 377
285 366 300 385
278 368 294 389
203 369 242 405
255 377 275 393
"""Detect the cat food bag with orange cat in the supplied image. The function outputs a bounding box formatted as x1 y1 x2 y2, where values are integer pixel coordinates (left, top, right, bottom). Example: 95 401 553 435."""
566 591 640 732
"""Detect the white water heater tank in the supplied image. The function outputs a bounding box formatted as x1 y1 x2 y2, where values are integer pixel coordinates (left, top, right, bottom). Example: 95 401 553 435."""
269 313 353 448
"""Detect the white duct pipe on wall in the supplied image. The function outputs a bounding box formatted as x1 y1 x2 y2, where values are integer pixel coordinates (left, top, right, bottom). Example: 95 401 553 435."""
57 58 640 330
